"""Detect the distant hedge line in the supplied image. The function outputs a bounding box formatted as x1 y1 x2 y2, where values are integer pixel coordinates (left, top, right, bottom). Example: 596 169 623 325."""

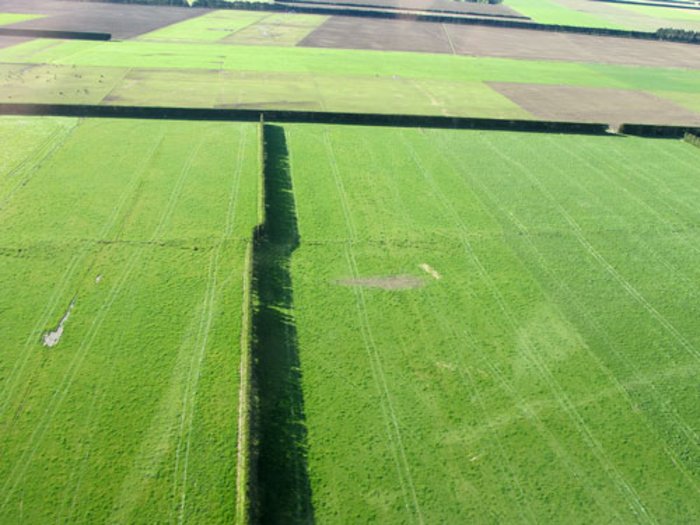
75 0 189 5
271 0 528 21
0 103 612 134
0 27 111 40
619 123 700 138
656 27 700 43
6 102 700 139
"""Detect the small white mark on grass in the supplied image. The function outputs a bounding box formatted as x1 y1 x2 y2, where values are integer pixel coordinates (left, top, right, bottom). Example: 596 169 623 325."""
95 274 102 284
470 454 481 462
436 361 456 372
42 300 75 348
419 263 441 280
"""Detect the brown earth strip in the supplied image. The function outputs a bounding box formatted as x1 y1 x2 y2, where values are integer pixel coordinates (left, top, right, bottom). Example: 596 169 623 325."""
489 83 700 126
301 16 700 68
299 16 452 53
278 0 527 20
444 24 700 67
284 0 522 17
0 0 209 40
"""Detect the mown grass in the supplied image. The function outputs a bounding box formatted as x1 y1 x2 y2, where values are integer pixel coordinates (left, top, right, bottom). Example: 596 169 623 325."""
1 37 699 120
0 117 258 523
138 10 267 43
139 10 328 47
0 38 672 85
616 2 700 27
222 14 329 47
505 0 627 29
282 123 700 523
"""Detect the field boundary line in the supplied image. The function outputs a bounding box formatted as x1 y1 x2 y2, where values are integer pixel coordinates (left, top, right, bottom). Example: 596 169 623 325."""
0 27 110 41
0 103 616 135
235 119 264 525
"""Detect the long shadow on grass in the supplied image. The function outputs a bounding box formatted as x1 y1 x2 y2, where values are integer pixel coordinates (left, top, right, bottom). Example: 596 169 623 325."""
253 124 314 524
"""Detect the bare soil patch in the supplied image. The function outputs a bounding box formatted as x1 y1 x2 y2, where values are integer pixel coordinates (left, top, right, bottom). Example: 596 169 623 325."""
336 275 425 290
285 0 522 18
0 0 207 39
300 16 452 53
489 83 700 126
42 299 74 348
302 16 700 68
444 24 700 68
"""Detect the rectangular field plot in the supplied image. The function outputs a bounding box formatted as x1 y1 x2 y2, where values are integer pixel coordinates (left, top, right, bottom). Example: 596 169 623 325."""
138 10 267 43
281 124 700 522
0 117 259 523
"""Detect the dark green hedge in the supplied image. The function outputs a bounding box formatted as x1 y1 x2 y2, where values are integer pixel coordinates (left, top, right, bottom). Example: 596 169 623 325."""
0 27 111 40
0 103 612 135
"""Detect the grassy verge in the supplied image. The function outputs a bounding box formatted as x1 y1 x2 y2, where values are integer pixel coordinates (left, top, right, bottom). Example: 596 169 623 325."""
235 116 267 525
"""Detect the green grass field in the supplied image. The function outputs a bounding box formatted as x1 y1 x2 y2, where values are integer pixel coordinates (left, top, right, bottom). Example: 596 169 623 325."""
0 117 258 523
616 2 700 27
138 11 327 46
506 0 627 28
138 10 267 43
280 124 700 522
1 37 699 120
1 2 700 521
507 0 700 31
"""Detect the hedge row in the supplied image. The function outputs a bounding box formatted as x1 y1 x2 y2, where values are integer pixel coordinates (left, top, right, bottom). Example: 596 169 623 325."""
75 0 188 5
0 103 613 135
618 123 700 138
684 131 700 148
0 27 111 40
274 0 530 20
235 116 268 525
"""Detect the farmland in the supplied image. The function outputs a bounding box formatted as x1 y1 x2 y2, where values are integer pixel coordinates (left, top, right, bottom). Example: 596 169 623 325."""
0 117 259 523
280 124 700 522
1 0 700 522
0 36 699 122
505 0 700 31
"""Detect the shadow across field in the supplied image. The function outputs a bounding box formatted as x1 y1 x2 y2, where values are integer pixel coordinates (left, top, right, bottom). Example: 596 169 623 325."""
253 124 314 524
